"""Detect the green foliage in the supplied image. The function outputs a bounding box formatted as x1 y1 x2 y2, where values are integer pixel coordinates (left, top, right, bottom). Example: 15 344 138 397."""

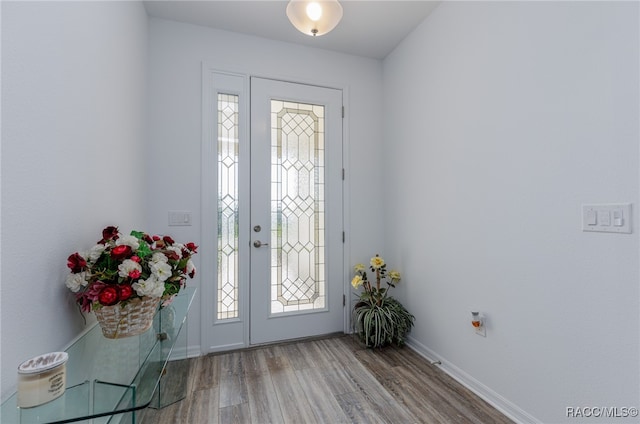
132 230 153 259
353 296 415 348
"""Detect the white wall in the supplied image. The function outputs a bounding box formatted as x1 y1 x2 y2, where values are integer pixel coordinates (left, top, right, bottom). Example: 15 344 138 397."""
1 1 148 399
147 18 384 352
383 2 639 423
5 2 634 420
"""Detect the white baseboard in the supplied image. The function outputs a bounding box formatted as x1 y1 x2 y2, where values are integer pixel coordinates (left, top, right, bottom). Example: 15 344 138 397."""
168 344 202 361
406 336 541 424
205 342 246 353
186 344 202 358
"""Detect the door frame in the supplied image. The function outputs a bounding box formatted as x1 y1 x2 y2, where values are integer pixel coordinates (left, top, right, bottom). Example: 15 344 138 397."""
200 64 352 354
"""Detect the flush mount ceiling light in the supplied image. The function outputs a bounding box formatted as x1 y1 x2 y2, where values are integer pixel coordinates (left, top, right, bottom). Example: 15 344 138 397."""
286 0 343 37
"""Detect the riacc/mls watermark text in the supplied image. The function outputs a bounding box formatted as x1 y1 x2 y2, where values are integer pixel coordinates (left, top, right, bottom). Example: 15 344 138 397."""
566 407 638 419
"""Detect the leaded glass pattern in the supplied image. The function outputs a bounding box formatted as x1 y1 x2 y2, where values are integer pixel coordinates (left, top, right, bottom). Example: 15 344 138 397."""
217 94 239 320
270 100 326 314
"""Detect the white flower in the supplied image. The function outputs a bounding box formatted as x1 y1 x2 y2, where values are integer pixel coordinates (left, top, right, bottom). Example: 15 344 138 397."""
186 259 196 276
151 252 168 263
116 234 140 250
88 244 106 262
150 281 166 298
132 277 164 298
118 259 142 278
132 278 152 296
150 261 172 282
65 272 87 293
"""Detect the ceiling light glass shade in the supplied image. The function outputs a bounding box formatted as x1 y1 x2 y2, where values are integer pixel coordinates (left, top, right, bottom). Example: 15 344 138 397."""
286 0 343 37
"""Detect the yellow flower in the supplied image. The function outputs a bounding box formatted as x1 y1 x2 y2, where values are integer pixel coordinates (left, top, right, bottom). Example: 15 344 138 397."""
351 275 363 289
354 263 366 273
370 255 385 269
388 270 401 282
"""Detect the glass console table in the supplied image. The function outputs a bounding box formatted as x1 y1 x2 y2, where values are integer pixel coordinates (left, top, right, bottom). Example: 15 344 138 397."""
1 287 196 424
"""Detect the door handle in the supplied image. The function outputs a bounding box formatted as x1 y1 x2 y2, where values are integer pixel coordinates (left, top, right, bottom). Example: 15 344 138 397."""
253 240 269 248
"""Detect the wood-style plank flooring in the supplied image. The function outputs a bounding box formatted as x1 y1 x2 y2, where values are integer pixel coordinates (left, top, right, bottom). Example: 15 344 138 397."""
139 335 513 423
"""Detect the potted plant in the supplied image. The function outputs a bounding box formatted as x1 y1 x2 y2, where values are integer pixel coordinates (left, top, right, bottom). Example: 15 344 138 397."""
65 226 198 338
351 254 414 348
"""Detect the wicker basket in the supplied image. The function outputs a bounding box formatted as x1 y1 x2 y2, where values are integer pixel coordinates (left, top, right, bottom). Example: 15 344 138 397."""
94 296 160 339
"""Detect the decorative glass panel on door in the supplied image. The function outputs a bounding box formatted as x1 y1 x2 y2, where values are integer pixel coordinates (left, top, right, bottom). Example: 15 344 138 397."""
270 100 325 314
217 93 239 320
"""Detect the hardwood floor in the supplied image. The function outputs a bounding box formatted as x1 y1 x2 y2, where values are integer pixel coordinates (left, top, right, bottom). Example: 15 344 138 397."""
138 335 513 423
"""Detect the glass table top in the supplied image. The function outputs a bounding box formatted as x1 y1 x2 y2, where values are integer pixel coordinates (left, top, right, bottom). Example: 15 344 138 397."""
1 287 196 424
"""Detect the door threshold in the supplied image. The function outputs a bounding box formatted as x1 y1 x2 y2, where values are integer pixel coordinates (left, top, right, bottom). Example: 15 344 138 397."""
205 332 346 357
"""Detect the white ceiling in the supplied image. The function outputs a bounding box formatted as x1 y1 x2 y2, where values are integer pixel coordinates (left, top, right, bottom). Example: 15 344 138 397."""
143 1 441 60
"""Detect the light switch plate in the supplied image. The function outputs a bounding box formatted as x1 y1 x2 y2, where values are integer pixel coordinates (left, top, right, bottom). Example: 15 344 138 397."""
168 210 192 226
582 204 631 234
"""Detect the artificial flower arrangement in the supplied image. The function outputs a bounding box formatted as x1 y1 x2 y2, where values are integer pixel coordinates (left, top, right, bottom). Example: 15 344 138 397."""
351 254 414 348
65 226 198 313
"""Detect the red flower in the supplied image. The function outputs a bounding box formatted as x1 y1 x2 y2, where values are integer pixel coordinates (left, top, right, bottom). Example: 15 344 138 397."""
117 285 134 301
110 245 131 260
67 253 87 273
152 235 161 241
128 269 141 279
165 250 180 261
185 242 198 253
85 281 106 302
99 226 119 243
76 292 92 313
98 286 119 306
163 235 175 245
130 256 141 263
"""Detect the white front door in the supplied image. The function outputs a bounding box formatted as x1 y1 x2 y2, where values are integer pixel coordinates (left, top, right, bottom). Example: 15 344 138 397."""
249 77 344 345
201 72 344 352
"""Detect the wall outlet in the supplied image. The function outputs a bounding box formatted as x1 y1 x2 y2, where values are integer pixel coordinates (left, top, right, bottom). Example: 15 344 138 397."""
471 312 486 337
